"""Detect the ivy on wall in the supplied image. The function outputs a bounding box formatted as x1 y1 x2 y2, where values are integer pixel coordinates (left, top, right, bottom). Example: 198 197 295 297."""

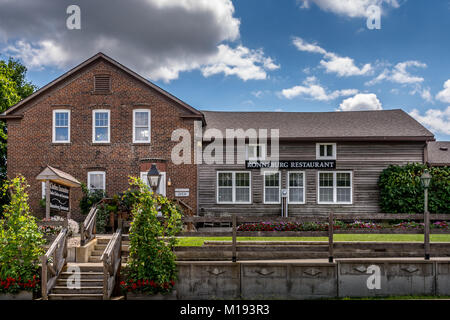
379 163 450 214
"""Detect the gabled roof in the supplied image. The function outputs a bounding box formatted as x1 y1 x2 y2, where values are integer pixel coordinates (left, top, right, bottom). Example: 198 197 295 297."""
1 52 203 118
427 141 450 166
36 166 81 188
201 109 435 141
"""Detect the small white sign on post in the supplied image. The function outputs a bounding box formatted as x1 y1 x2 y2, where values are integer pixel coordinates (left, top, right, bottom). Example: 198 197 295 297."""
175 188 190 197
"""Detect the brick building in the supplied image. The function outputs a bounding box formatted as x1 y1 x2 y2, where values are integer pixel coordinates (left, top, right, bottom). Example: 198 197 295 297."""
1 53 203 220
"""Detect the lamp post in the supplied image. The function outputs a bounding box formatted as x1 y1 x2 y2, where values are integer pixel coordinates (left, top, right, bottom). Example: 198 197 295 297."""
147 163 161 194
421 169 432 260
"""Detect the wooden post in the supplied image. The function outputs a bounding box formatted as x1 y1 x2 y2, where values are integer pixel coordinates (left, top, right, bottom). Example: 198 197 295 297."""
328 211 334 263
41 256 48 300
232 214 237 263
45 180 50 219
80 223 85 246
424 188 430 260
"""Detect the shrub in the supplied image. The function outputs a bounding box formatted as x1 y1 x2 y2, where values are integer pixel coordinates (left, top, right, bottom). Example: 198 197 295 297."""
0 176 44 294
79 183 106 215
379 163 450 214
122 177 182 295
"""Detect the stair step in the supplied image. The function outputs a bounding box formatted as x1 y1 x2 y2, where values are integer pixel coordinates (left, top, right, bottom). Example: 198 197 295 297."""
48 293 103 300
57 279 104 287
89 256 102 263
59 272 103 280
63 264 103 272
96 238 111 245
95 245 107 250
51 286 104 295
91 250 104 256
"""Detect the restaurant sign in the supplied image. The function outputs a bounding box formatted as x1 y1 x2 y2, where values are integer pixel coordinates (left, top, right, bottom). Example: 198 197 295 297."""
49 182 70 211
245 160 336 169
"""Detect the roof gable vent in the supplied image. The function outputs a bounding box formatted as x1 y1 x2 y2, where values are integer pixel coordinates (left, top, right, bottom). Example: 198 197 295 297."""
94 75 111 93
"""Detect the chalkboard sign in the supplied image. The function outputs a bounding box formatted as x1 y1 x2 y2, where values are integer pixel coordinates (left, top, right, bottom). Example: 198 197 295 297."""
49 182 70 211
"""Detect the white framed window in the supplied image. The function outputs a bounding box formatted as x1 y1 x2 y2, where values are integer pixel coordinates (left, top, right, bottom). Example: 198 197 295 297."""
264 171 281 204
140 171 166 196
87 171 106 191
133 109 151 143
317 171 352 204
316 143 336 160
52 109 70 143
246 144 266 160
288 171 305 204
92 110 110 143
217 171 251 204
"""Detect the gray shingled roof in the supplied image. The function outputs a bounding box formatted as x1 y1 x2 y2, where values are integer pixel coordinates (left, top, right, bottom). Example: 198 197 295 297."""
427 141 450 166
201 109 435 141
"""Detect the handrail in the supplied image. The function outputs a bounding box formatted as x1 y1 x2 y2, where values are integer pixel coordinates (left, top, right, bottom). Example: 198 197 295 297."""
101 228 122 300
80 198 115 245
41 227 69 299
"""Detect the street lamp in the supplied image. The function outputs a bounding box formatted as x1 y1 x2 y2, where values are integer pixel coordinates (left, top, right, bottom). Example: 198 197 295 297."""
147 163 161 194
421 169 432 260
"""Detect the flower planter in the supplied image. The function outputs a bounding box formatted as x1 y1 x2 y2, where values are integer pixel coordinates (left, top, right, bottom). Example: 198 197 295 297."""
126 290 177 300
0 291 33 300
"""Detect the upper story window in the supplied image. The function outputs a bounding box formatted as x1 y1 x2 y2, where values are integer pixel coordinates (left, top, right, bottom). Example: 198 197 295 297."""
264 171 280 204
93 110 110 143
316 143 336 160
88 171 106 191
217 171 251 204
94 75 111 93
52 110 70 143
246 144 266 160
133 109 151 143
317 171 352 204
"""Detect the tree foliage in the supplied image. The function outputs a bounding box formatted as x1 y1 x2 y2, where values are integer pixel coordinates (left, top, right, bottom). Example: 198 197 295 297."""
0 175 44 293
123 177 182 294
379 163 450 214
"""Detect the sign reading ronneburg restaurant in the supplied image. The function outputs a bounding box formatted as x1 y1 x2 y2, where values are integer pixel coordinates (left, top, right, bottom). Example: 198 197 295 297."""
245 160 336 169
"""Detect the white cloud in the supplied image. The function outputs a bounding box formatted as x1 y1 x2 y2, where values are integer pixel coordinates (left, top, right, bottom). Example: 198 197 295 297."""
0 0 278 82
292 37 372 77
409 107 450 135
281 76 358 100
297 0 401 18
366 60 426 86
436 79 450 103
338 93 383 111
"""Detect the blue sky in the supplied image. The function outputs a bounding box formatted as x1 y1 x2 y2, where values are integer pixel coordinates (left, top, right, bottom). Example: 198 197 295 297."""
1 0 449 140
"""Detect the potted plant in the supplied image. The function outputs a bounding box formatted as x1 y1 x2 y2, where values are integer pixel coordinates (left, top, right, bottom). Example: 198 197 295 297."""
120 177 182 300
0 176 44 300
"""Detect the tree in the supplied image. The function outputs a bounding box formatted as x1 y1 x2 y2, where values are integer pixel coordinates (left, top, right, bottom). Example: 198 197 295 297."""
0 58 36 210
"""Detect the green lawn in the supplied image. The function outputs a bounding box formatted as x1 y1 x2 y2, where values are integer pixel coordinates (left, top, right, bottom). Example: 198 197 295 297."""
176 234 450 246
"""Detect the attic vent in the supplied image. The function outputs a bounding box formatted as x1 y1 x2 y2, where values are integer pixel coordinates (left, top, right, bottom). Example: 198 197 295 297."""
94 75 111 93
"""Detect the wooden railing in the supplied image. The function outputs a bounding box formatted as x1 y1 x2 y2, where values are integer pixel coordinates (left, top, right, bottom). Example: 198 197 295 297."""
101 228 122 300
80 205 99 245
41 227 69 299
179 213 450 262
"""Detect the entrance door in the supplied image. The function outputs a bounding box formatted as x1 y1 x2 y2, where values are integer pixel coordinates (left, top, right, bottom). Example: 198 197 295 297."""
140 171 166 196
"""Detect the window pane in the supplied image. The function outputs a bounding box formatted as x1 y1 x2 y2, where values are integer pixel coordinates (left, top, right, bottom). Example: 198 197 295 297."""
218 188 232 202
135 112 149 126
289 172 303 187
89 174 104 190
55 127 68 141
337 188 351 202
320 145 325 157
319 173 333 187
265 188 279 202
95 112 108 126
337 173 350 187
55 112 68 126
319 188 333 202
327 145 333 157
218 173 232 187
235 173 249 187
235 187 249 202
135 127 149 141
265 173 279 187
289 188 303 203
95 127 108 141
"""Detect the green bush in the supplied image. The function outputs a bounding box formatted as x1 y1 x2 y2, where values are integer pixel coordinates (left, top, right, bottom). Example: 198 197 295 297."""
79 183 106 215
379 163 450 214
0 176 44 294
122 177 182 295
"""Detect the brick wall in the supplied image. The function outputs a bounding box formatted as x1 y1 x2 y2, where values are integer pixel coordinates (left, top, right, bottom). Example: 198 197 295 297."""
7 59 198 221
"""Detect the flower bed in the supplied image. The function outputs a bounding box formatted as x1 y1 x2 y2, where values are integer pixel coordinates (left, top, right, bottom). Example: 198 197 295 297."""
237 220 450 232
0 275 39 294
120 279 175 294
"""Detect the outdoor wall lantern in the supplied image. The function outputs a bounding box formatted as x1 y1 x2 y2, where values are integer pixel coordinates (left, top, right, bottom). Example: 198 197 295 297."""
420 169 432 260
147 163 161 193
